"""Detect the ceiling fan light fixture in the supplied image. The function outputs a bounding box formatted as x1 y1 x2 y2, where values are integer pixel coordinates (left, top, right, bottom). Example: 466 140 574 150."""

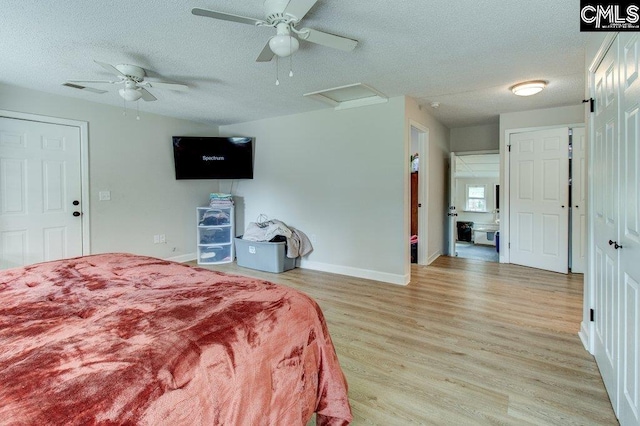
119 87 142 102
269 34 299 57
510 80 547 97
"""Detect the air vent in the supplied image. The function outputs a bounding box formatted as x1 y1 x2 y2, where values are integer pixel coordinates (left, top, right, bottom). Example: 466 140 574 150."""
304 83 388 110
62 83 107 94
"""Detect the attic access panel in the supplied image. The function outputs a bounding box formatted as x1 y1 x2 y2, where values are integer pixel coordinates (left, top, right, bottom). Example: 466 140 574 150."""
303 83 388 110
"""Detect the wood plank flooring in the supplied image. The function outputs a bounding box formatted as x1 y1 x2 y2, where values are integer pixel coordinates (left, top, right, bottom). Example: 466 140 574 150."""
194 256 618 425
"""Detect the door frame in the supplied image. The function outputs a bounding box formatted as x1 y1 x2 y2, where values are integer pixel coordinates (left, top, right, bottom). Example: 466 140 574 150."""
448 150 499 258
501 123 584 265
408 120 429 266
0 109 91 255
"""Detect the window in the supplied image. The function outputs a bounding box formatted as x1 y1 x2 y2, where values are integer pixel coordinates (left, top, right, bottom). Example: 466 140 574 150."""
466 185 487 212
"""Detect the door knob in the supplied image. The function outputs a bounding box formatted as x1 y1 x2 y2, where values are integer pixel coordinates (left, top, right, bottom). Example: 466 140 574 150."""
72 200 80 206
73 211 81 217
609 240 623 249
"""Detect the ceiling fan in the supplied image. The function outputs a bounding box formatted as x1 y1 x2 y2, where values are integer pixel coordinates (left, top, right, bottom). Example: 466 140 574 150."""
192 0 358 62
66 61 188 102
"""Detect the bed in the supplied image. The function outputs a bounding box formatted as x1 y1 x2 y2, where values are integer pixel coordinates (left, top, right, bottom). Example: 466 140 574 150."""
0 253 351 425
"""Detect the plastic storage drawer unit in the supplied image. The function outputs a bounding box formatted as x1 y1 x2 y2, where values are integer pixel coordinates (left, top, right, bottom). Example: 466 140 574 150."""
197 206 234 265
235 237 296 273
199 226 232 245
198 243 232 264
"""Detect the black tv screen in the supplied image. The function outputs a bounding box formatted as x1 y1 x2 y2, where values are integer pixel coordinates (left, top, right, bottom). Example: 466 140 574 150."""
172 136 253 179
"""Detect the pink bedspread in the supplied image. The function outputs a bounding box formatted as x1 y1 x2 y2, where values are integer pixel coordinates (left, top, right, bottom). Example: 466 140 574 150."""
0 253 351 425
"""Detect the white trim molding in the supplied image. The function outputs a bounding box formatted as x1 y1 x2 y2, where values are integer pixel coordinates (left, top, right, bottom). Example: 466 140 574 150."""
0 109 91 256
300 259 410 286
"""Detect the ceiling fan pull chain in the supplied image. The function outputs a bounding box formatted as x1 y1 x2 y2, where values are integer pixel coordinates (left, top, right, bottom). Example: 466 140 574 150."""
136 100 140 121
275 56 280 86
122 96 127 117
289 36 294 77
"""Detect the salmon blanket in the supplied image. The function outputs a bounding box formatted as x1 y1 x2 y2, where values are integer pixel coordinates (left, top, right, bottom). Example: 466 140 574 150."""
0 253 351 425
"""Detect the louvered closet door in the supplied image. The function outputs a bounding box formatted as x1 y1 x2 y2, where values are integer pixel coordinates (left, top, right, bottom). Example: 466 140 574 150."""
592 36 621 414
618 32 640 426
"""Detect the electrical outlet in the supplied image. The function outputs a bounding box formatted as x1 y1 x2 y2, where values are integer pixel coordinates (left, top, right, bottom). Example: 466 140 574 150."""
153 235 160 244
159 234 166 243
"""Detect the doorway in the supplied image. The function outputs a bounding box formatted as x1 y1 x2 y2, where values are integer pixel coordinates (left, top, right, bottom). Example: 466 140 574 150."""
448 152 500 263
409 122 428 265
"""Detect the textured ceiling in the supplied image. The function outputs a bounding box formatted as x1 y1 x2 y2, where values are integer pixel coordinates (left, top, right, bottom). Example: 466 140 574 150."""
0 0 588 129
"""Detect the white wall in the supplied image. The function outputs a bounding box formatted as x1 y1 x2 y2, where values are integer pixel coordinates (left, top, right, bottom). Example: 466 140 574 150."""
499 105 584 145
0 84 451 284
0 83 219 260
450 123 499 152
221 97 408 284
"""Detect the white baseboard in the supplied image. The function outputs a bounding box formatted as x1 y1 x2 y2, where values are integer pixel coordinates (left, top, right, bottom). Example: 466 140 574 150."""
427 251 441 265
299 259 409 286
166 252 197 263
579 321 592 354
172 253 410 286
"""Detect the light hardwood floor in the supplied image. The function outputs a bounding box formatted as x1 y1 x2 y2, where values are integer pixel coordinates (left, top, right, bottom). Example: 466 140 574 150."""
194 256 618 425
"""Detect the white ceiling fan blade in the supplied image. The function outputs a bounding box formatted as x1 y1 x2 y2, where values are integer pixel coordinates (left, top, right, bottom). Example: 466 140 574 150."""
62 82 108 94
283 0 318 20
299 28 358 51
191 8 263 26
67 80 118 85
144 81 189 91
139 88 157 102
94 60 126 77
256 41 275 62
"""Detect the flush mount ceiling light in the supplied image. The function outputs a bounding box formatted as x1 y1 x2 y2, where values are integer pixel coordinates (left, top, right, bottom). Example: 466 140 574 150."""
510 80 547 96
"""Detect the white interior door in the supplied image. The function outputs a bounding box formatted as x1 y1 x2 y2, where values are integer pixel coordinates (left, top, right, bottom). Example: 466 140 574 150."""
0 117 83 269
592 38 620 414
618 32 640 426
509 128 569 274
571 127 587 273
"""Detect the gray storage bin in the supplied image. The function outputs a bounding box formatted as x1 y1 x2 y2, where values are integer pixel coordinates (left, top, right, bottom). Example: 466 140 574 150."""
235 237 297 273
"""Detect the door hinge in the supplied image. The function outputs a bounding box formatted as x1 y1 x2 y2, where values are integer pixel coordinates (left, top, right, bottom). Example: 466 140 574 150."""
590 308 595 322
508 145 511 152
508 242 511 249
583 98 595 113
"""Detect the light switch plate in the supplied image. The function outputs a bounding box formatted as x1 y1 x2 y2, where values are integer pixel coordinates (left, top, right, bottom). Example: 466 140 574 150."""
99 191 111 201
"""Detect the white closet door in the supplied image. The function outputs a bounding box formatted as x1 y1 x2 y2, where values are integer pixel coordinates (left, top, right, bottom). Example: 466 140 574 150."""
0 117 83 269
592 37 620 414
571 127 587 273
509 127 569 273
618 32 640 426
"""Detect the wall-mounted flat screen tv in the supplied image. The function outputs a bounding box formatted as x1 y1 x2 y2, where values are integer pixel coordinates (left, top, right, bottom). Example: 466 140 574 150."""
172 136 254 179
